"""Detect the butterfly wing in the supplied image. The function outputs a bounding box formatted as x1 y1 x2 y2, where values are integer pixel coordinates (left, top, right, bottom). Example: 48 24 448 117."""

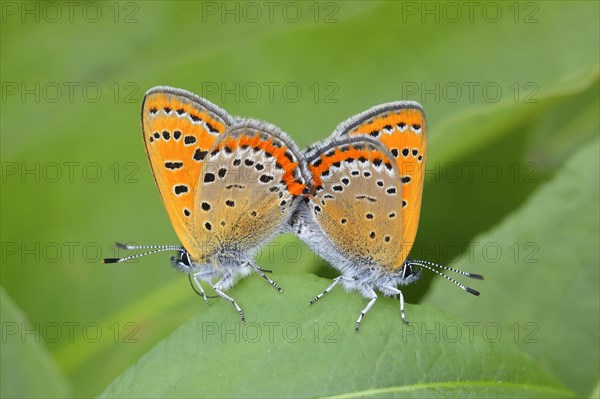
192 120 307 263
305 136 405 269
332 102 427 267
141 86 234 259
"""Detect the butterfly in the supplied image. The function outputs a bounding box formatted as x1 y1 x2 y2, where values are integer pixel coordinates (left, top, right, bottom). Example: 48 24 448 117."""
291 101 483 331
103 86 308 322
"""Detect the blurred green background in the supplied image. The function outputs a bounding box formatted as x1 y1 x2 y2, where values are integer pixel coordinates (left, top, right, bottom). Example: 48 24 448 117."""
1 1 598 398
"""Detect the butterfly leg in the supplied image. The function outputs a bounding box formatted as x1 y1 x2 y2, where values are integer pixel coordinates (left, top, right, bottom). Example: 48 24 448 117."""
258 268 273 273
384 286 409 324
308 276 344 305
247 262 283 293
355 287 378 332
213 274 245 323
191 272 211 305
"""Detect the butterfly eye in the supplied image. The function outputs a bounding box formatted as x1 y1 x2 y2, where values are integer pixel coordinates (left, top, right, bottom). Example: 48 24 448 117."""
402 263 413 279
181 251 191 267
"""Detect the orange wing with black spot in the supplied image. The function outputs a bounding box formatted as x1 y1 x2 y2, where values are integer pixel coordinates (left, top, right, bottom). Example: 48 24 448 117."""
141 86 234 259
332 102 427 267
305 136 404 269
192 121 307 262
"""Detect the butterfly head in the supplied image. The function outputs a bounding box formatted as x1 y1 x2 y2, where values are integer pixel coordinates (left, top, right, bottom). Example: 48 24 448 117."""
398 260 421 284
170 248 194 273
102 242 194 270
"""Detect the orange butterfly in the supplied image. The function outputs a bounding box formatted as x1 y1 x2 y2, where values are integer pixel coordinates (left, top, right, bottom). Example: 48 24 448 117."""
292 102 483 330
104 87 308 322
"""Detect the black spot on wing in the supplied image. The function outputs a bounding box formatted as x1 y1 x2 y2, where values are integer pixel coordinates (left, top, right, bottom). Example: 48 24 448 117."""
206 122 219 133
193 149 207 161
204 173 215 183
174 185 189 195
260 175 274 183
284 151 295 163
165 161 183 170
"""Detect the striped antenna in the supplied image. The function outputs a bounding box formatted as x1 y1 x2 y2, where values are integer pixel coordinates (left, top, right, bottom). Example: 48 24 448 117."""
411 259 484 280
408 260 481 296
102 242 184 264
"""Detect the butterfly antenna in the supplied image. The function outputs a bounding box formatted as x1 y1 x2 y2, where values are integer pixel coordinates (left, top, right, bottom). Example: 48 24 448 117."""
408 260 481 296
102 242 184 263
411 259 484 280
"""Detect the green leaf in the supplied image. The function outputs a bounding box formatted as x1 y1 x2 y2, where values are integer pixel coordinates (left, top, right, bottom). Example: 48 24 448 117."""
0 287 70 398
407 74 599 302
424 136 600 397
589 381 600 399
100 275 571 398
